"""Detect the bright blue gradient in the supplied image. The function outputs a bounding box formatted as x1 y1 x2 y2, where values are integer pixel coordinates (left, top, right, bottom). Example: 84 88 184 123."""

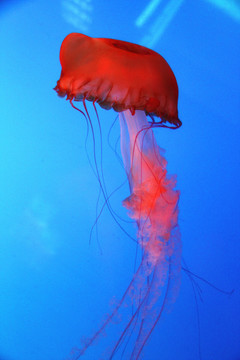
0 1 239 359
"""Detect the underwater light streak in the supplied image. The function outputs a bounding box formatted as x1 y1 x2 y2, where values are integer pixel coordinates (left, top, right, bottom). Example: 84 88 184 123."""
139 0 184 48
205 0 240 21
62 0 93 32
137 0 239 50
135 0 164 27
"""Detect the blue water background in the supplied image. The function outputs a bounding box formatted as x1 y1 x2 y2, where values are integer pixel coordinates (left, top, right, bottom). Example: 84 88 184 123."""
0 1 239 359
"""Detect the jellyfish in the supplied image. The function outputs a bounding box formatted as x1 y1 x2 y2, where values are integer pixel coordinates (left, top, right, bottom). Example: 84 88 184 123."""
54 33 182 359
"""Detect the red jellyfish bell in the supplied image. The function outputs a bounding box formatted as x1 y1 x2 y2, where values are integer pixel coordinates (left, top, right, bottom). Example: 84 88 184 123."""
55 33 182 360
55 33 181 129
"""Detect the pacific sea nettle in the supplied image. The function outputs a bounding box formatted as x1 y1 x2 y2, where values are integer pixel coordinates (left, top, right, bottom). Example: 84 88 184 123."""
55 33 182 360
